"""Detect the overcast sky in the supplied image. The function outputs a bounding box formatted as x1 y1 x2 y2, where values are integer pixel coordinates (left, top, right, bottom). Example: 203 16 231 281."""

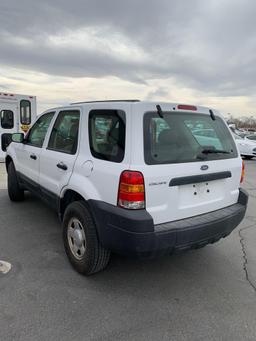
0 0 256 115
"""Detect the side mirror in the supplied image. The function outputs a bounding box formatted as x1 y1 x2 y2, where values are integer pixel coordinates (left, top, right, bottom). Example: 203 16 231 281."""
12 133 24 143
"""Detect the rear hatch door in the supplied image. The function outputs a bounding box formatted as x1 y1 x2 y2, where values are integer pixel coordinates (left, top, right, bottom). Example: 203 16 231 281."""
141 109 241 225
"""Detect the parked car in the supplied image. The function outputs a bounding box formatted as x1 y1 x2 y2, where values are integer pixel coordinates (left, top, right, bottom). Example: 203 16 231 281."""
228 125 246 137
6 101 248 275
233 133 256 159
0 92 36 161
245 134 256 142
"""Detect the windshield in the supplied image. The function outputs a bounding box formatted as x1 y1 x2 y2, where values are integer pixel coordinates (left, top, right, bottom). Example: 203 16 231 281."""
144 111 238 164
233 133 243 140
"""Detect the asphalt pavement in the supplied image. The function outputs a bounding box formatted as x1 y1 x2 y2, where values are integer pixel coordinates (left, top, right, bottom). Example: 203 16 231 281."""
0 161 256 341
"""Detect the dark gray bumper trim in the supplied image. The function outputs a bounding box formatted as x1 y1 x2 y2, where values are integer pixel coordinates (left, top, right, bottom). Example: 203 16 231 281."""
155 203 245 232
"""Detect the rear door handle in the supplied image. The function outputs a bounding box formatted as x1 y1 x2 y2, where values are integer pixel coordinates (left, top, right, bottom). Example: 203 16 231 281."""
57 162 68 171
30 154 37 160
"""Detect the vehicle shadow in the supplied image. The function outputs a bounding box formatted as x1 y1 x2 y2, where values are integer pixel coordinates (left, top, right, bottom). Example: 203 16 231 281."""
1 190 243 302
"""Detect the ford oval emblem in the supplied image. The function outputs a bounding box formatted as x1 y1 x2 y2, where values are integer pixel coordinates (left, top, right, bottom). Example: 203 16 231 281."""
201 165 209 171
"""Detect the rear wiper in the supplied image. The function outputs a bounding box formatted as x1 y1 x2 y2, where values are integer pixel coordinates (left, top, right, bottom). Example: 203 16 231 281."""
200 148 230 154
156 104 164 118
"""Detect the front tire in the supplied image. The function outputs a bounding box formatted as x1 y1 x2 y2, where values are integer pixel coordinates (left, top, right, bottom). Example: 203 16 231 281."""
63 201 111 275
243 155 253 160
7 162 24 202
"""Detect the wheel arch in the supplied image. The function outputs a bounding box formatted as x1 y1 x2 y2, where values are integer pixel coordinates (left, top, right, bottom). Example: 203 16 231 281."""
59 189 87 221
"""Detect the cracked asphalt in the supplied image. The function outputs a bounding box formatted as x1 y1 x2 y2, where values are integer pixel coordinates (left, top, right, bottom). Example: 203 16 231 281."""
0 161 256 341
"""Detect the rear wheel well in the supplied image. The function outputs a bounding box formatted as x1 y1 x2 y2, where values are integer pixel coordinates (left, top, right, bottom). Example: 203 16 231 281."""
59 190 86 221
5 156 13 172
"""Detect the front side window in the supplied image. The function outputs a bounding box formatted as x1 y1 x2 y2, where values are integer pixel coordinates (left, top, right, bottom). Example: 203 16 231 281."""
48 110 80 154
26 112 54 147
144 112 238 164
20 100 31 125
1 110 14 129
89 110 126 162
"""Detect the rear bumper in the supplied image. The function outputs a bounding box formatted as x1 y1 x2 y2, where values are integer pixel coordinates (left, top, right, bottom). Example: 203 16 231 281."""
88 188 248 257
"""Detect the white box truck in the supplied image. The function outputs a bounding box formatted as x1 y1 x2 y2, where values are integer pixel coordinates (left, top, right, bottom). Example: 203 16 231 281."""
0 92 36 161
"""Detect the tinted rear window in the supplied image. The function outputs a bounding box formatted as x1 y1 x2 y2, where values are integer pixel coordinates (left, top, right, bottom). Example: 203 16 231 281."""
144 112 238 165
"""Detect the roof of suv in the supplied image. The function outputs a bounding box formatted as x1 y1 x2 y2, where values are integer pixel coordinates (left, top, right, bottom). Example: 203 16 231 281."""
71 100 141 105
41 101 220 119
68 100 220 116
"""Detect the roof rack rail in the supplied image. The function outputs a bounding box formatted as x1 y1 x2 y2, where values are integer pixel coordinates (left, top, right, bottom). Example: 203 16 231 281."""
71 99 140 105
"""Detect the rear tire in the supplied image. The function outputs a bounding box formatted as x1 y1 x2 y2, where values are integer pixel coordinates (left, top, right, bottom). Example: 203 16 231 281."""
63 201 111 275
7 162 24 202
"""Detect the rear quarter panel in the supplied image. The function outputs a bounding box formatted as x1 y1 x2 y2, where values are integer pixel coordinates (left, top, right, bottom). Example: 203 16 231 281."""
61 103 133 204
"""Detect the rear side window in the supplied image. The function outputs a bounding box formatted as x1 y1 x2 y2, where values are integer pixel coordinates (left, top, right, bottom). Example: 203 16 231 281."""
1 110 14 129
144 112 238 164
89 110 126 163
20 100 31 125
48 110 80 154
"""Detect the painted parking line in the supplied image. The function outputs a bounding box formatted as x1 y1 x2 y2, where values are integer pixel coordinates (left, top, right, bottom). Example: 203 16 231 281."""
0 260 12 274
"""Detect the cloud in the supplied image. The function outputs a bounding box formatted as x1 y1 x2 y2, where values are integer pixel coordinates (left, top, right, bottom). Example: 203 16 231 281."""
1 0 256 113
145 87 170 100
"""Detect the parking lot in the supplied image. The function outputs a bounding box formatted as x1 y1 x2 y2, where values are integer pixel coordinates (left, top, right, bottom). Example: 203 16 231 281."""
0 161 255 341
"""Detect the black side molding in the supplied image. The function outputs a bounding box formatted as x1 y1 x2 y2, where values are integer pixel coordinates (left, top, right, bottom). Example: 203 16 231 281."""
169 171 232 187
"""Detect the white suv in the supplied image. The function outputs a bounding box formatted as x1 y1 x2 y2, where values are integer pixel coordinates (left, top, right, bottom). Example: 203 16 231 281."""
6 101 248 275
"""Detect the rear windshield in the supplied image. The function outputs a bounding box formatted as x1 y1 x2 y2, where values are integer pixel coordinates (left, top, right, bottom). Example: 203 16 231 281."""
144 111 238 165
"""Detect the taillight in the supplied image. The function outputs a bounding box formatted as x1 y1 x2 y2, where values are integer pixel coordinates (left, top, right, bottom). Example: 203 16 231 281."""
240 160 245 183
118 171 145 209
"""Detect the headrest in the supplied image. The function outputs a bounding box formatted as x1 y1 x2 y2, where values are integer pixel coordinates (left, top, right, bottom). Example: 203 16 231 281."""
69 120 79 138
108 128 119 143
